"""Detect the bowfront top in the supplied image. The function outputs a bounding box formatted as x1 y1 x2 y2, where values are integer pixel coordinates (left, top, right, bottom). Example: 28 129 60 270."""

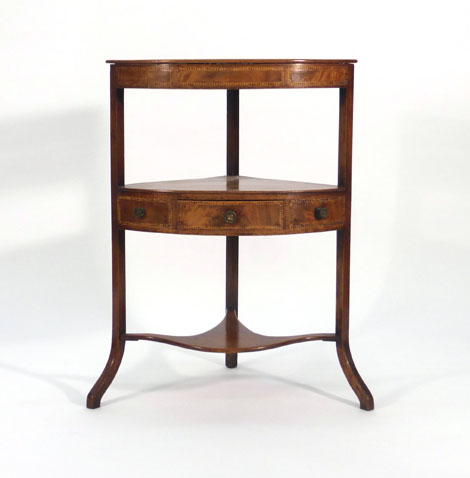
107 59 357 64
107 59 356 89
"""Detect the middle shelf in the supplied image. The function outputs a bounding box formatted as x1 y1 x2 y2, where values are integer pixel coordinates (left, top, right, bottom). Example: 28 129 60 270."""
117 175 346 236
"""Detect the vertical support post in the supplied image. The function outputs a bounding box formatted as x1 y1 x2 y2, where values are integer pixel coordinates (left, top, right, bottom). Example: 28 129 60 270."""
87 66 127 408
225 90 239 369
336 65 374 410
227 89 239 175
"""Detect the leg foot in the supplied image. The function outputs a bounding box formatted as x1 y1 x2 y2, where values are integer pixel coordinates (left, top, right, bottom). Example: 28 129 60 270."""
225 353 238 368
336 341 374 411
87 340 125 409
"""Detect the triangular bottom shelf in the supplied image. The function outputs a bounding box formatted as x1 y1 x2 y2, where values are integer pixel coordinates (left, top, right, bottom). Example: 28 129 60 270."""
122 310 336 353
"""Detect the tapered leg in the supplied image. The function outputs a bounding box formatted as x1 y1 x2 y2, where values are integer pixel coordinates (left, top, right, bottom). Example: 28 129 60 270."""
335 228 374 411
87 228 126 408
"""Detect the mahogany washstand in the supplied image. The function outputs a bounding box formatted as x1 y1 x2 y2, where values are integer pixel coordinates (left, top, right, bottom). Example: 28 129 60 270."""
87 59 374 411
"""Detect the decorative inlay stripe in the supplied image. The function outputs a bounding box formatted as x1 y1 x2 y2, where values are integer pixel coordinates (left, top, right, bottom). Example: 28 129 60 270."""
114 64 350 89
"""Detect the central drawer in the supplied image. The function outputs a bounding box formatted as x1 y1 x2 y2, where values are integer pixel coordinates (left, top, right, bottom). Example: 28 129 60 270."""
176 200 284 233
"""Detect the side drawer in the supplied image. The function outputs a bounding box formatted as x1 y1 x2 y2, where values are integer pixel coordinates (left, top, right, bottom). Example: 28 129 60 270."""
289 196 346 232
117 197 171 229
177 200 284 233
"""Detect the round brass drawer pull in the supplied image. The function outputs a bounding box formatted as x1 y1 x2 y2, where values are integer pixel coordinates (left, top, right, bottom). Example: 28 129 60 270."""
134 206 146 219
224 210 237 224
314 206 328 220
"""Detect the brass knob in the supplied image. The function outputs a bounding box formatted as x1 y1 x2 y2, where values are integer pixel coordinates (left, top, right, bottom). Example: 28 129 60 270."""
314 206 328 220
224 210 237 224
134 206 146 219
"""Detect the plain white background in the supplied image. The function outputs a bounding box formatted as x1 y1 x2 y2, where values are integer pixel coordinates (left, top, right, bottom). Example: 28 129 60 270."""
1 0 470 476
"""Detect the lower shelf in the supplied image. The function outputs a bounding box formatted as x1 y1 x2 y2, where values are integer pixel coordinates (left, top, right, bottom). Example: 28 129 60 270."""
122 309 336 353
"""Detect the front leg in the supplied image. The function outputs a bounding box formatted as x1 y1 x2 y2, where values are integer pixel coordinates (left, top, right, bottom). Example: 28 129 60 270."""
336 228 374 411
87 229 126 409
336 340 374 410
87 339 125 409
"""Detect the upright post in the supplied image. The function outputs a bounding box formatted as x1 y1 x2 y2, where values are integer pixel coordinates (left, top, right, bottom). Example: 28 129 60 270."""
225 89 239 369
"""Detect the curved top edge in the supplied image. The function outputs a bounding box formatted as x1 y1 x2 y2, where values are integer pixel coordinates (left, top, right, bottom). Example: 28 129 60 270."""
106 59 357 65
122 175 343 193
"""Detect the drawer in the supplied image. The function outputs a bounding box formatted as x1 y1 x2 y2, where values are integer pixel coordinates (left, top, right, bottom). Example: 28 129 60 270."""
173 65 285 88
177 200 284 232
117 197 171 229
289 196 345 231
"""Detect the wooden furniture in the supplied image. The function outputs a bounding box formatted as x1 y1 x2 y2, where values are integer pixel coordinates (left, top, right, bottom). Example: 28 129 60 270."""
87 59 374 411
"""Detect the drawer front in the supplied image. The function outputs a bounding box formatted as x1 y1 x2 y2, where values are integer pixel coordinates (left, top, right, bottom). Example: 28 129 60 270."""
177 200 284 232
116 65 171 88
290 196 345 231
117 197 171 229
288 65 348 87
173 65 285 88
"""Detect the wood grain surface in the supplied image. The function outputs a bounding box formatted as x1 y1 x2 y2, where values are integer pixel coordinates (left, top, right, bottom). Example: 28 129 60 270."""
110 60 353 89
